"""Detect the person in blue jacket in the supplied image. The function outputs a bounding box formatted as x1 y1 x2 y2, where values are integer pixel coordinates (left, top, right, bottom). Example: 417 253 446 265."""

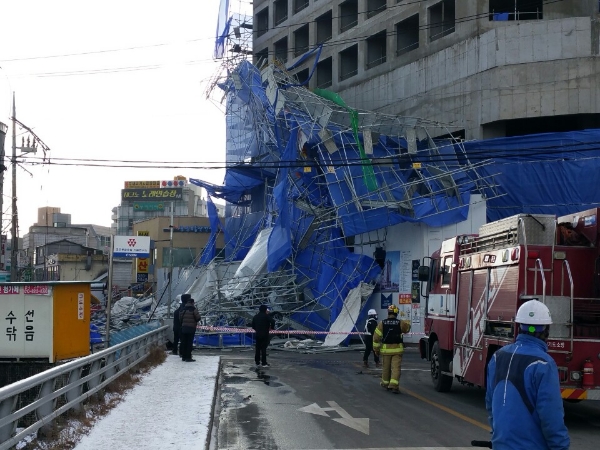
485 299 570 450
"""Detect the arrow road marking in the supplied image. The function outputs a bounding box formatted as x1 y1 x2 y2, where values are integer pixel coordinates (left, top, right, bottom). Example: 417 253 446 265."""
298 401 370 435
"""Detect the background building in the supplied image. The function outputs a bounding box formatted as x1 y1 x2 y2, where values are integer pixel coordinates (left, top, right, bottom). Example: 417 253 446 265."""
21 207 111 281
133 216 224 268
33 240 107 282
254 0 600 139
112 177 225 236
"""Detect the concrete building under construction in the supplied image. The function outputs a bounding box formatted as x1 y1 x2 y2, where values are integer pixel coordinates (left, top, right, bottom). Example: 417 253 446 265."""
254 0 600 139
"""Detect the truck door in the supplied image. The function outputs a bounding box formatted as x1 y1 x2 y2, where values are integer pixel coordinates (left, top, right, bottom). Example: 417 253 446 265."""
454 268 488 387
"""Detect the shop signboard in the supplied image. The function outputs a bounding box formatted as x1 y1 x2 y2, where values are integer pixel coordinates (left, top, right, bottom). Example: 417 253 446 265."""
113 236 150 258
121 188 182 202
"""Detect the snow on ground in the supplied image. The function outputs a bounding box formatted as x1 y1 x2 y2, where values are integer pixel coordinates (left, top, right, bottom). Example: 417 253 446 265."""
74 354 220 450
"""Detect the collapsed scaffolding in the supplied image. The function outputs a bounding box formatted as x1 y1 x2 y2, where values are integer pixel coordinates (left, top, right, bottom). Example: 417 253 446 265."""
182 54 503 346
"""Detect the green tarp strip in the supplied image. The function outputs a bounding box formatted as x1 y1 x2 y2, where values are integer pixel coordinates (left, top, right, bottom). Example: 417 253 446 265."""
314 88 378 191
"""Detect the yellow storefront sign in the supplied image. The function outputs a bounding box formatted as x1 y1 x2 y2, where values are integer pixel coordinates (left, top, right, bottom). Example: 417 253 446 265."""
137 258 149 274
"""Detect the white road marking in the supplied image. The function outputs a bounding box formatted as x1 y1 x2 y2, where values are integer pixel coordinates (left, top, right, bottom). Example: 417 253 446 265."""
298 400 370 435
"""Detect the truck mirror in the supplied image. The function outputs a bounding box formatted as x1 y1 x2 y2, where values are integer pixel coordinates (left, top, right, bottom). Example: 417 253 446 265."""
418 266 430 282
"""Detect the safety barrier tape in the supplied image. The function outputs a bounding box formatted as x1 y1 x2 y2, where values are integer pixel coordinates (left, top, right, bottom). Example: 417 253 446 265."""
196 325 425 336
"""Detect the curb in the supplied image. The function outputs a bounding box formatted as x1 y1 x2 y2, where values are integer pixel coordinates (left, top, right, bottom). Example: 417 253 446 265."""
205 356 222 450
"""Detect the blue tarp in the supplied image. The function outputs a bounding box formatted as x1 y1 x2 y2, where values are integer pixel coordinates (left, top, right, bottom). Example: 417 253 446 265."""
224 213 264 261
267 127 297 271
462 130 600 221
200 195 222 265
213 0 230 59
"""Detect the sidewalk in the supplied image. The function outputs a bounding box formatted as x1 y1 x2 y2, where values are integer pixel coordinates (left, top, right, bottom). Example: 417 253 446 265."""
73 354 220 450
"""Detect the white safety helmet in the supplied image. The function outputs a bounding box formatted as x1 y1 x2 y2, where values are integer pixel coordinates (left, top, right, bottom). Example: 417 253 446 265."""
515 300 552 325
368 309 377 317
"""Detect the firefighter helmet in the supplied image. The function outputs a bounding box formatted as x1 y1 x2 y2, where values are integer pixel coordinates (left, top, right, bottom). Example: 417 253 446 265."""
368 309 377 317
515 300 552 325
388 304 399 315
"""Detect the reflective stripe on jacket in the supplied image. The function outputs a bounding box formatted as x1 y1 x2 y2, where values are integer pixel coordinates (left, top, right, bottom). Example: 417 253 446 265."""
372 318 404 355
485 334 570 450
364 318 378 336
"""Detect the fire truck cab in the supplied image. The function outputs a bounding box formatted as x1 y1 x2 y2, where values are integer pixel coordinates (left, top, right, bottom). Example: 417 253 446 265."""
418 209 600 400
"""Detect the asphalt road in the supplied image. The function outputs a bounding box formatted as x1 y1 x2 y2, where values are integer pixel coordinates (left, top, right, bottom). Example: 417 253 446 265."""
209 346 600 450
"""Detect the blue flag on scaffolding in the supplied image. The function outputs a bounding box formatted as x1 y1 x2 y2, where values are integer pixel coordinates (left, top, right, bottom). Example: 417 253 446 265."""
200 195 221 265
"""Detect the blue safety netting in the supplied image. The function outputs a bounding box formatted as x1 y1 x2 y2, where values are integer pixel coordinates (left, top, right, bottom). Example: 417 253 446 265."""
188 59 500 333
213 0 230 59
461 130 600 221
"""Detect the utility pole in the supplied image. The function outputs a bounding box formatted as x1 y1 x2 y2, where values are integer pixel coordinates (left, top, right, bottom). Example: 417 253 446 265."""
167 202 174 318
0 120 7 260
105 233 115 347
10 93 17 282
7 94 50 282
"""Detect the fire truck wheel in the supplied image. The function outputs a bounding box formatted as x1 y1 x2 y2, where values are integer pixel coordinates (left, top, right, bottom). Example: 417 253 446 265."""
431 341 453 392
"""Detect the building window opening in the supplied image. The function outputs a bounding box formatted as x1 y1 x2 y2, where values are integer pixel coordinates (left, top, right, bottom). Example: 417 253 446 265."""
254 47 268 67
274 0 288 26
340 0 358 33
295 68 309 85
396 14 419 56
316 10 333 43
256 7 269 37
489 0 543 21
339 44 358 81
274 37 289 63
294 24 310 57
316 57 333 88
366 0 386 19
366 31 387 69
429 0 455 42
293 0 309 14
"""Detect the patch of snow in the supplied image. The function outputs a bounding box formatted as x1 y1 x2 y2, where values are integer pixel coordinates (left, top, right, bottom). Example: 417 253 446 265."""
74 355 220 450
15 429 34 450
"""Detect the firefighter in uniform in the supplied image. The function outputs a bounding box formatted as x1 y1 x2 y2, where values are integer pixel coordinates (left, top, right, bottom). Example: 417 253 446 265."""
373 304 410 393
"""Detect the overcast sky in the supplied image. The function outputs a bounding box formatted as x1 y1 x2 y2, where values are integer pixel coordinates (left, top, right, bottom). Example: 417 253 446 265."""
0 0 245 235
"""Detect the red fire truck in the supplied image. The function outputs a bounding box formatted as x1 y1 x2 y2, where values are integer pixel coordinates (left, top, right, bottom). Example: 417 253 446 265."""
418 208 600 400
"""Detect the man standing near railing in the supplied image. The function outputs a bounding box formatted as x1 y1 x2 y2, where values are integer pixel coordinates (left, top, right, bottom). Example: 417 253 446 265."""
179 296 201 362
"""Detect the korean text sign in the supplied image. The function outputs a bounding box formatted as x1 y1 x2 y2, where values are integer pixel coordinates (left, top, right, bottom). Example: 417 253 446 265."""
1 286 53 359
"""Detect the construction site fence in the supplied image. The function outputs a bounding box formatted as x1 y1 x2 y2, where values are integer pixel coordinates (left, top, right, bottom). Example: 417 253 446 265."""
192 326 424 347
0 325 168 450
196 325 424 335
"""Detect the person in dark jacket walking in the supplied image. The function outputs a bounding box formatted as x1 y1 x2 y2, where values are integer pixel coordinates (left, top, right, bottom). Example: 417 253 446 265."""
363 309 380 368
172 294 186 355
251 305 275 367
179 296 201 362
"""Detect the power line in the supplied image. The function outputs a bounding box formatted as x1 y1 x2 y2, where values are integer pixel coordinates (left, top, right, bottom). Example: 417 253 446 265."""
0 0 564 79
16 141 600 170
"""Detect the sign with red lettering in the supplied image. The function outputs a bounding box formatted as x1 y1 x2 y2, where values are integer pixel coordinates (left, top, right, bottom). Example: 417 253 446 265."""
0 285 20 295
23 285 51 295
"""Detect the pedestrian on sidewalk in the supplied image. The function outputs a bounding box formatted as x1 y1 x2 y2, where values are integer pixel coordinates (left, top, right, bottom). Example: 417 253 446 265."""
179 295 201 362
363 309 380 368
373 304 411 393
252 305 275 368
171 295 184 356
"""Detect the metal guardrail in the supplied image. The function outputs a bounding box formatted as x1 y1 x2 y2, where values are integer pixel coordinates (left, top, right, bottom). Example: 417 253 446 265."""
0 325 168 450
